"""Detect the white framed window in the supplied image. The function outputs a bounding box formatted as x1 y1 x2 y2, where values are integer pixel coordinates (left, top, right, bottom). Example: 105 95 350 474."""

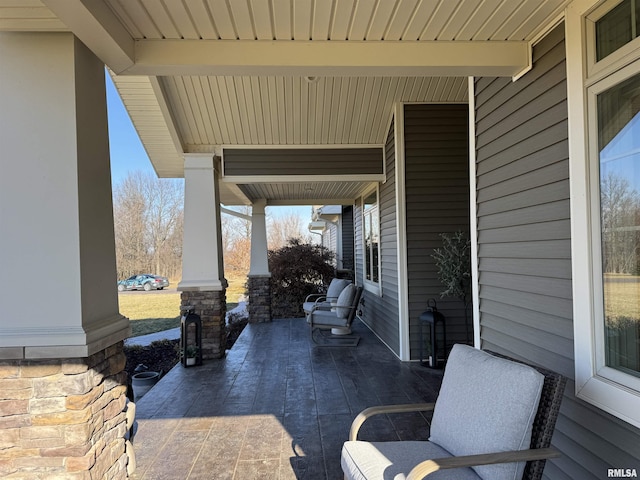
570 0 640 429
362 187 381 294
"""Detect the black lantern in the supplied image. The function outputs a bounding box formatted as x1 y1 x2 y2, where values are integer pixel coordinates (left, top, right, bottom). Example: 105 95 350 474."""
418 298 447 368
180 306 202 367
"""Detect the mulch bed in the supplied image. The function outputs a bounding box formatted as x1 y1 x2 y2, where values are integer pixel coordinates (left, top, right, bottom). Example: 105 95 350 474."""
123 319 248 385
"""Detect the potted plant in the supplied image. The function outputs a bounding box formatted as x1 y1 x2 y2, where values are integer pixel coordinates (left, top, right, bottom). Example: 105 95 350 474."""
185 345 199 366
432 231 472 343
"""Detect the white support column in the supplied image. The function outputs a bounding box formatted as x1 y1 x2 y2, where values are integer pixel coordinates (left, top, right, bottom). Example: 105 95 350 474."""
249 199 270 277
178 154 227 291
0 32 128 359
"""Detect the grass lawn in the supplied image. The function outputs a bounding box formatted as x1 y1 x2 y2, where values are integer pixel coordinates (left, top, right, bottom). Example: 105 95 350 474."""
119 290 240 337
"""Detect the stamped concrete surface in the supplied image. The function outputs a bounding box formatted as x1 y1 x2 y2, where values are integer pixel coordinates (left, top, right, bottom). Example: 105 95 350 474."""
130 318 443 480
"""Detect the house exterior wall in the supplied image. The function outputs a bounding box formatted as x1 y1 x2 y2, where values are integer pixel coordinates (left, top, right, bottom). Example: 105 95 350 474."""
356 120 400 354
341 206 355 275
475 23 640 478
404 104 471 361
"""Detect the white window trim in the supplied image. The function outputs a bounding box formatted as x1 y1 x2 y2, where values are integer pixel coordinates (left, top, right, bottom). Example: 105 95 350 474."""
361 185 382 296
567 0 640 429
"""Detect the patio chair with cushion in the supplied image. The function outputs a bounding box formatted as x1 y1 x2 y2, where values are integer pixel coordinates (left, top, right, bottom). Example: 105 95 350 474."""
342 344 566 480
307 283 363 346
303 278 352 316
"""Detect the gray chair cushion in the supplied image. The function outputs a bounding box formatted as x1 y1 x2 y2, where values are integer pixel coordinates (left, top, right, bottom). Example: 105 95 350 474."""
326 278 351 300
429 344 544 480
306 309 347 327
335 284 356 319
342 440 481 480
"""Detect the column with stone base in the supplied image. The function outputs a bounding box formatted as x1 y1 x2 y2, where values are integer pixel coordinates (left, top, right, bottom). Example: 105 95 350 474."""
248 201 272 323
178 155 228 357
0 32 131 478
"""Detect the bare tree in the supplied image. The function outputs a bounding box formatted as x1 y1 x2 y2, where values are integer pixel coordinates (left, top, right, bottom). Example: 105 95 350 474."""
267 210 311 249
113 171 183 280
601 171 640 274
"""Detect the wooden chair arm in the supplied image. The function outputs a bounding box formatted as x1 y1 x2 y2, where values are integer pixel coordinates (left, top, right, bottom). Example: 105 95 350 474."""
349 403 436 441
406 448 561 480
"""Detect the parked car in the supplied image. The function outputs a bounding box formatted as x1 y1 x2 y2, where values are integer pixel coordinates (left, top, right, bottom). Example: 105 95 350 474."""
117 274 169 292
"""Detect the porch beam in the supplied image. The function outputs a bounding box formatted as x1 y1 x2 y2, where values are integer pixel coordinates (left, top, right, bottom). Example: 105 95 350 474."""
42 0 135 74
127 39 530 77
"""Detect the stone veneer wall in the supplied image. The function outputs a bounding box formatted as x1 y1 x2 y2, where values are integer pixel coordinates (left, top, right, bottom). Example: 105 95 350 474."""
181 290 226 359
0 342 130 479
247 275 271 323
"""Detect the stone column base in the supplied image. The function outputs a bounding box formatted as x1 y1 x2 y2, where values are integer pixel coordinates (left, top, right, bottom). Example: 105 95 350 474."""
248 275 272 323
180 290 227 359
0 342 130 479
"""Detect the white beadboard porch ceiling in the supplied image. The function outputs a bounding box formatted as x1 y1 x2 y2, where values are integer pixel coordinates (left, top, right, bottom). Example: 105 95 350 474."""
2 0 571 204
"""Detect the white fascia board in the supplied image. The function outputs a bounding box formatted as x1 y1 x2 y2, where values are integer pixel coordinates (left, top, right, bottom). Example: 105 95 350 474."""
127 39 529 77
43 0 134 74
149 76 185 154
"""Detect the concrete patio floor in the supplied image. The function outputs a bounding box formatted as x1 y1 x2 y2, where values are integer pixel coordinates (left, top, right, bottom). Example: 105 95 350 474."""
130 318 444 480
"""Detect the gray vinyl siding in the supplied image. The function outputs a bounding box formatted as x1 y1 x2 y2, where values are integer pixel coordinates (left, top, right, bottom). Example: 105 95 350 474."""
475 23 640 478
223 148 383 176
341 205 354 272
355 120 400 354
404 104 470 361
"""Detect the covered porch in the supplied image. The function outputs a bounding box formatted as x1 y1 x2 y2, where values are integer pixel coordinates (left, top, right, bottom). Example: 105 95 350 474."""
131 318 442 480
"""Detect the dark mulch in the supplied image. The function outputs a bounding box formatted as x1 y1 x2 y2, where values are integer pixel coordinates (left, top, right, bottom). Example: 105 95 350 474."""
124 339 180 381
123 319 249 385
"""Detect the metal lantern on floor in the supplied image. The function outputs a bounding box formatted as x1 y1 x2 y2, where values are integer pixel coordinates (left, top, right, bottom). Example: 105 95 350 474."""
180 305 202 367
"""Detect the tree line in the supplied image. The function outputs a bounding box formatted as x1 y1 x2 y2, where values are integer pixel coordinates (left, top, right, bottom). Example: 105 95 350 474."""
112 171 311 281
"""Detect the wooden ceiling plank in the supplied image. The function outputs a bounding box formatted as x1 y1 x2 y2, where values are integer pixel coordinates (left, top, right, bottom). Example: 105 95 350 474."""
366 0 396 40
163 1 198 39
419 0 460 41
455 0 492 41
348 0 376 41
163 77 195 145
206 0 236 39
385 0 419 41
330 0 355 41
183 0 218 39
474 0 520 41
328 77 342 144
276 76 287 144
438 1 483 41
237 77 258 143
215 76 239 143
139 0 180 39
250 77 267 144
285 76 294 145
510 1 566 41
493 1 539 40
320 78 334 144
228 0 255 39
306 80 318 144
249 0 273 40
224 76 248 143
293 0 312 40
296 76 306 144
258 77 273 144
402 0 438 40
177 77 206 144
207 76 232 143
272 0 291 40
185 76 210 143
311 0 332 40
198 76 223 144
266 77 280 143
